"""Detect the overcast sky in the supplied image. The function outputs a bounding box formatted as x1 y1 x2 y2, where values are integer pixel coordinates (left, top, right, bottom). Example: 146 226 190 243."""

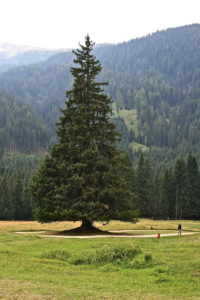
0 0 200 49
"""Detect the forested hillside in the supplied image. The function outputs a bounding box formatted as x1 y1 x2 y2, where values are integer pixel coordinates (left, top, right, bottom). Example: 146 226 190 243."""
0 89 49 219
1 24 200 220
0 24 200 170
0 89 54 154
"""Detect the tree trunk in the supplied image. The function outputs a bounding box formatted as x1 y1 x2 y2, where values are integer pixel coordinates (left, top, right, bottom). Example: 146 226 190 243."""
80 220 94 230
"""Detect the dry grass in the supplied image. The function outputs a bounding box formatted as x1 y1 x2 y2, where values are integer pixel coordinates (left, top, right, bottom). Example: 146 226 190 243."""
0 219 199 233
100 219 200 232
0 221 80 232
0 279 55 300
0 278 165 300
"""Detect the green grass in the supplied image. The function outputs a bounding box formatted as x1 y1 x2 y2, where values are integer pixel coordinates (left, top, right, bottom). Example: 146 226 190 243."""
129 141 149 152
0 221 200 299
116 109 138 132
112 108 150 153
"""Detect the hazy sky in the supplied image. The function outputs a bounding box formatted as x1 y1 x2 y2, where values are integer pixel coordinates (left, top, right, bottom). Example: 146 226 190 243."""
0 0 200 49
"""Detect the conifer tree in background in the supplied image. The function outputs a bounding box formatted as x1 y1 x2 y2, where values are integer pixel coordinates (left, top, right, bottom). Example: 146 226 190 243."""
0 174 10 220
10 173 23 219
186 152 200 218
135 153 153 217
29 35 137 230
174 157 187 219
152 173 162 217
161 168 175 218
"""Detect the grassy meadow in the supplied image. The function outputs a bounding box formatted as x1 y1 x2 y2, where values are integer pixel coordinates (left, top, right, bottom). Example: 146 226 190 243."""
0 219 200 299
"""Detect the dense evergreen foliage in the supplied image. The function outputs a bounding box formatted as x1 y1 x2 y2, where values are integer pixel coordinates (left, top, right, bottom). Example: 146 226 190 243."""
0 172 32 220
134 152 200 219
29 36 137 227
0 153 41 220
1 151 200 220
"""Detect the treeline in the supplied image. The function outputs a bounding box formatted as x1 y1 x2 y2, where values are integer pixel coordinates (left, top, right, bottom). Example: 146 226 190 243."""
134 152 200 219
0 173 32 220
0 151 199 220
0 153 41 220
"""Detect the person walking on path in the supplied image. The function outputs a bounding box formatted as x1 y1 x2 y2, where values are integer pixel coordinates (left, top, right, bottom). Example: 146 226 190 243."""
178 224 182 235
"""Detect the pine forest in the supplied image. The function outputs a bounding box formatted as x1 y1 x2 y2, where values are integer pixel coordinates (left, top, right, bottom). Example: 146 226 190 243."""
1 24 200 220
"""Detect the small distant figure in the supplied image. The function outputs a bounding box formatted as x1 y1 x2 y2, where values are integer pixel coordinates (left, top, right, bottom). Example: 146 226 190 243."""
178 224 182 235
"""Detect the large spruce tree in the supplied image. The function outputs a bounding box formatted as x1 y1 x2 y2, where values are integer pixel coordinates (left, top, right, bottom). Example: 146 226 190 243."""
29 35 137 230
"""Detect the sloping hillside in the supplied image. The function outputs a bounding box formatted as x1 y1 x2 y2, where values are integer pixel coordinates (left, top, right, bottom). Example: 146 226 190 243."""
1 24 200 169
0 89 54 154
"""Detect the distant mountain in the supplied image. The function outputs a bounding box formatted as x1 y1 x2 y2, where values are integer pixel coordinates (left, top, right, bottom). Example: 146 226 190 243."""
0 43 48 58
0 43 67 74
1 24 200 169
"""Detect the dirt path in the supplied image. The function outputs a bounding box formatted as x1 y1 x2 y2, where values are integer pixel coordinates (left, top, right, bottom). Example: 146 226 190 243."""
15 231 197 239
